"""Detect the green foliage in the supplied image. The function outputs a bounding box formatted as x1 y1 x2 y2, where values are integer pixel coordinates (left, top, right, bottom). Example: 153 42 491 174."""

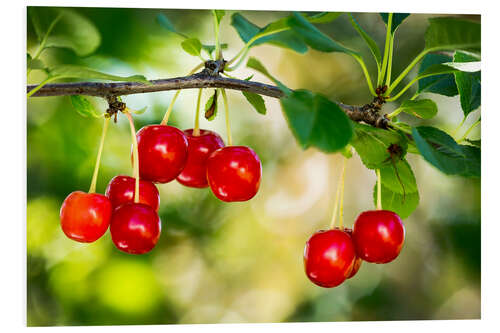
213 10 226 24
29 7 101 56
417 54 458 96
398 99 438 119
348 14 382 69
351 123 408 169
425 17 481 53
246 57 292 96
453 51 481 117
280 90 353 153
380 13 410 34
412 126 480 177
204 90 218 121
70 96 101 118
49 65 150 84
374 183 420 219
181 38 202 57
242 92 266 115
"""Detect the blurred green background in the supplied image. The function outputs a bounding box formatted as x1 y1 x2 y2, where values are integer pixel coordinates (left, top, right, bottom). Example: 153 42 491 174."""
27 8 481 326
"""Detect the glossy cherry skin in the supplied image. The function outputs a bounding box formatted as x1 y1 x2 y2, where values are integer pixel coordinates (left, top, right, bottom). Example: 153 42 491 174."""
303 229 356 288
105 175 160 212
352 210 405 264
109 202 161 255
342 228 363 279
60 191 112 243
135 125 188 183
176 129 225 188
206 146 262 202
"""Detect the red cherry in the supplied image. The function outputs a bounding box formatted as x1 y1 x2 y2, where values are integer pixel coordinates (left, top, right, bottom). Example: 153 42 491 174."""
341 228 362 279
303 229 356 288
206 146 262 202
135 125 188 183
105 175 160 212
176 129 225 188
110 202 161 255
352 210 405 264
60 191 112 243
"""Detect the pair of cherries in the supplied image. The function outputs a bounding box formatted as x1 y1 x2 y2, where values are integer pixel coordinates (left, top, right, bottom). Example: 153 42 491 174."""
303 210 405 288
136 125 262 201
60 175 161 254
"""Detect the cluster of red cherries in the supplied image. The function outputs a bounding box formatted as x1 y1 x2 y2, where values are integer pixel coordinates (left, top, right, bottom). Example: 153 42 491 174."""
60 124 262 254
304 210 405 288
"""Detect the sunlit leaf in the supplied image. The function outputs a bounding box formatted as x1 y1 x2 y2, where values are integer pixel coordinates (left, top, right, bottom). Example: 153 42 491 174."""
49 65 150 84
70 95 100 118
181 38 202 57
242 91 266 115
425 17 481 54
453 51 481 117
398 99 438 119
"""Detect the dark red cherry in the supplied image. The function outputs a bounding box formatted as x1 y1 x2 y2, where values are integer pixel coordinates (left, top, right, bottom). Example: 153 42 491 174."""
60 191 112 243
303 229 356 288
109 202 161 255
352 210 405 264
206 146 262 202
176 129 225 188
342 228 362 279
105 175 160 211
135 125 188 183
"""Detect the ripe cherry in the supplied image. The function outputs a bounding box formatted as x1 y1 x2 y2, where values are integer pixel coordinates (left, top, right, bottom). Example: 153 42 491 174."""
206 146 262 202
352 210 405 264
60 191 112 243
110 202 161 255
176 129 225 188
303 229 356 288
342 228 362 279
135 125 188 183
105 175 160 212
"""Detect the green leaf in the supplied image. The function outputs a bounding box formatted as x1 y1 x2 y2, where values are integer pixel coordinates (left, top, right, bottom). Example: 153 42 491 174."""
181 38 202 57
425 17 481 53
230 13 308 53
288 12 356 54
348 14 382 69
27 54 45 70
464 139 481 147
373 183 419 219
29 8 101 56
380 13 410 34
204 90 218 121
280 90 353 152
351 123 408 169
156 13 188 38
417 53 458 96
453 51 481 117
49 65 150 84
131 106 148 115
379 159 418 194
412 126 480 177
398 99 438 119
242 91 266 115
443 61 481 72
201 43 228 56
307 12 343 24
70 95 100 118
246 57 292 96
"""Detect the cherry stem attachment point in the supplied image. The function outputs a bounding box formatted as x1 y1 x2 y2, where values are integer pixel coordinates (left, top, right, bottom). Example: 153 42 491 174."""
193 88 203 136
125 110 140 203
88 116 110 194
376 169 382 210
221 88 232 146
330 157 347 230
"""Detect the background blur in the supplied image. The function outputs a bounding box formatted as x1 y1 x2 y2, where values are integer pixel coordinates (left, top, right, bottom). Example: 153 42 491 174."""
26 8 481 326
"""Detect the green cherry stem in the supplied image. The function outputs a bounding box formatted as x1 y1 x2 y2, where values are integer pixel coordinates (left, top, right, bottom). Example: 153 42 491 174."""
330 157 347 230
88 116 110 194
376 169 382 210
160 63 204 125
221 88 232 145
193 88 203 136
125 110 140 203
379 13 393 86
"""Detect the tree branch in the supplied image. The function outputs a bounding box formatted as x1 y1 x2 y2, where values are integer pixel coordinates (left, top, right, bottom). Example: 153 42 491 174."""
26 73 284 99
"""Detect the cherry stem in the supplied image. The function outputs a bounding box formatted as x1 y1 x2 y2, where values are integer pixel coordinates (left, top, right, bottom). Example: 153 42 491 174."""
125 110 140 203
160 63 204 126
329 157 347 230
338 157 347 230
88 116 110 194
221 88 232 146
376 169 382 210
193 88 202 136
